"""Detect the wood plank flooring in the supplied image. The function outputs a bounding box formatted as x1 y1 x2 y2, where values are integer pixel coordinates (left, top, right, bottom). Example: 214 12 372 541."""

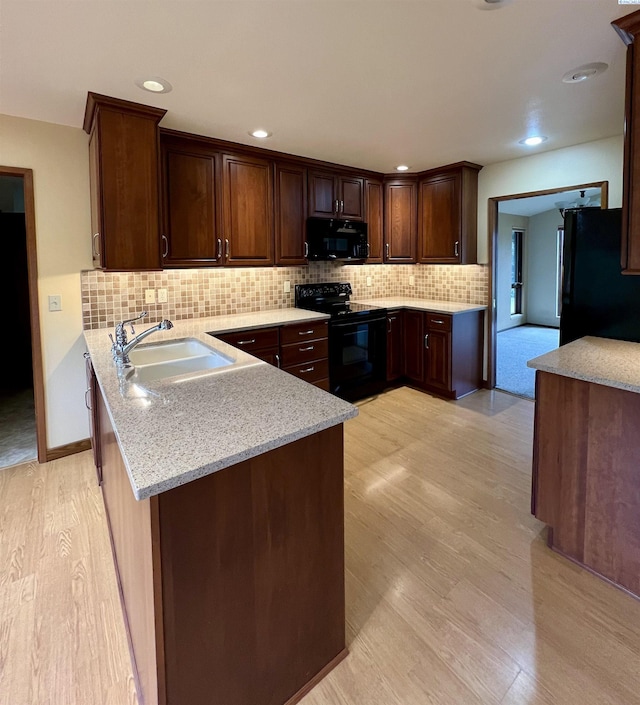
2 387 640 704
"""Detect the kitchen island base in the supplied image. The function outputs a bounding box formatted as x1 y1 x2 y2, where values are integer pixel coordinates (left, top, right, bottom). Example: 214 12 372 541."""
532 371 640 600
98 391 347 705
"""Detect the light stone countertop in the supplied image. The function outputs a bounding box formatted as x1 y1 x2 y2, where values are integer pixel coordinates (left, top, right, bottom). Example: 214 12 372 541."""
353 298 487 315
84 309 357 501
527 336 640 394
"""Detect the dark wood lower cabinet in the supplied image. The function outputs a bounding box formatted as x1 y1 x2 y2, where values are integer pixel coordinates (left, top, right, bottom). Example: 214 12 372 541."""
99 389 346 705
400 309 483 399
386 310 404 381
532 371 640 599
84 352 102 484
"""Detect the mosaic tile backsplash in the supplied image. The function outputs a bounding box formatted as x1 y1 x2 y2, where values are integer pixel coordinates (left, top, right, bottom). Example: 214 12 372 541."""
81 263 488 330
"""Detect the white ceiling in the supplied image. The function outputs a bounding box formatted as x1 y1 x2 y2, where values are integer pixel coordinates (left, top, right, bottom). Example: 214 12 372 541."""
499 186 603 217
0 0 636 173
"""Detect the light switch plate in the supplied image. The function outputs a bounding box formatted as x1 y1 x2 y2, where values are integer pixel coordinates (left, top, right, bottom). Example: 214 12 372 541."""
145 289 155 304
157 288 168 303
48 295 62 312
366 276 372 287
283 280 291 293
409 275 416 286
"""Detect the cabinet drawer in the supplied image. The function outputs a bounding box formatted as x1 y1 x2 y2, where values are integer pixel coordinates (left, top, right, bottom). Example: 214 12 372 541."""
216 327 280 351
314 378 330 392
252 348 280 366
282 359 329 383
426 313 452 331
281 320 328 345
281 338 329 366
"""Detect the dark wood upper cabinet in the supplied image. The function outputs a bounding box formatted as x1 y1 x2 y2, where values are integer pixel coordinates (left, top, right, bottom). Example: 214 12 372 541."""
221 153 274 266
275 162 308 265
384 178 418 263
84 93 166 271
418 162 481 265
365 179 384 263
308 170 364 220
613 10 640 273
161 143 221 267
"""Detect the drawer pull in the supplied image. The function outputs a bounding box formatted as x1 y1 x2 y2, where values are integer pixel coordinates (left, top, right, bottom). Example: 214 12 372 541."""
298 329 314 336
237 338 256 346
275 353 281 368
299 366 315 374
431 319 444 325
299 345 315 352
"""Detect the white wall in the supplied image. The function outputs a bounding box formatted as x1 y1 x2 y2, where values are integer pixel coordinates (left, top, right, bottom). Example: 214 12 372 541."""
526 208 564 328
477 135 624 264
0 114 92 449
496 213 528 332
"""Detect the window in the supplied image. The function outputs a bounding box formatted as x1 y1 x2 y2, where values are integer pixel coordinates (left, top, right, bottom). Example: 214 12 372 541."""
510 229 524 315
556 227 564 317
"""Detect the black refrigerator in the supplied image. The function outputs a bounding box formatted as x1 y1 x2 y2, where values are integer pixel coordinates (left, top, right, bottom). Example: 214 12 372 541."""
560 207 640 345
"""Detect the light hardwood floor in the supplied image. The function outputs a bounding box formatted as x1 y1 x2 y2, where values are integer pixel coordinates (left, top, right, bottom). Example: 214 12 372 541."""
2 387 640 705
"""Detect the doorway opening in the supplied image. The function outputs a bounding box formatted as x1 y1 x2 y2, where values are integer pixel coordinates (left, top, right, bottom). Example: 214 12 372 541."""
0 167 46 467
488 181 608 399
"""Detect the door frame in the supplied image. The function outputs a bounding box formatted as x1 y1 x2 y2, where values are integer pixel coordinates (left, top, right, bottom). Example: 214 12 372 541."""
487 180 609 389
1 166 47 462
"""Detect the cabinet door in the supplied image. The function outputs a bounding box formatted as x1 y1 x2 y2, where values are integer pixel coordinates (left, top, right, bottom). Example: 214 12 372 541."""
384 180 417 263
275 162 308 265
162 147 220 267
84 353 102 485
222 153 274 266
339 176 364 220
424 329 451 392
365 179 384 263
418 173 460 263
308 170 338 218
84 95 166 271
386 311 404 381
403 309 424 382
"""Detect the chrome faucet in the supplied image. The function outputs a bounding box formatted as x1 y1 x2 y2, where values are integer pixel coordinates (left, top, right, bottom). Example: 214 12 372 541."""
109 312 174 368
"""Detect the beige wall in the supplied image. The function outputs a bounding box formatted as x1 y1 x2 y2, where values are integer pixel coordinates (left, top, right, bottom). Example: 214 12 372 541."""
0 114 92 449
477 135 624 264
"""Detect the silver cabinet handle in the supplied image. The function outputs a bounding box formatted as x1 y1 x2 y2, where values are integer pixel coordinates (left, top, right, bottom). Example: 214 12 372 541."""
236 338 256 345
340 200 344 213
385 242 390 259
85 388 91 411
217 238 222 260
298 329 314 336
275 353 281 368
92 233 101 257
334 199 339 214
367 242 370 258
431 319 444 325
299 365 315 374
424 333 430 349
304 241 309 258
162 234 168 258
454 240 459 257
225 238 230 260
387 319 391 334
299 345 315 352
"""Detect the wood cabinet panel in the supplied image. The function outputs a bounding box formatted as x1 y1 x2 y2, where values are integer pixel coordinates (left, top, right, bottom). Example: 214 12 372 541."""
386 310 404 381
340 176 365 220
365 179 384 263
275 162 308 265
222 153 274 266
384 179 417 263
418 163 480 265
308 171 337 218
281 338 329 367
162 148 220 267
403 310 424 382
215 327 280 352
84 93 166 271
424 328 451 392
280 320 329 345
282 358 329 384
84 353 102 484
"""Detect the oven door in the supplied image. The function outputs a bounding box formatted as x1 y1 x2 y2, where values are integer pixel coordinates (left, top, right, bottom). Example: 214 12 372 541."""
329 315 387 400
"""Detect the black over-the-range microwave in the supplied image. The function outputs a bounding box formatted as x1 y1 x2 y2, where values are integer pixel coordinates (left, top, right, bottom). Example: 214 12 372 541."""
306 217 369 261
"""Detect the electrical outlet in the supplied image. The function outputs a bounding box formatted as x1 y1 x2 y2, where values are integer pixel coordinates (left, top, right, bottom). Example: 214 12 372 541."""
409 275 415 286
157 288 168 303
145 288 155 304
366 276 372 287
283 280 291 293
48 295 62 312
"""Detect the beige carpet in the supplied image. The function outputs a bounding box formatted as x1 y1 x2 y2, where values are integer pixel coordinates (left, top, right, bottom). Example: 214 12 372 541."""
0 388 37 469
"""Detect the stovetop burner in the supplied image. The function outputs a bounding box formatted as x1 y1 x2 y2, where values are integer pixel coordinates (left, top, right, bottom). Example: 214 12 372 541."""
294 282 385 320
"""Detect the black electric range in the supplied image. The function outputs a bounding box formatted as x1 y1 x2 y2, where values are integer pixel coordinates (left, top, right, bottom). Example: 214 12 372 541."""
295 283 387 401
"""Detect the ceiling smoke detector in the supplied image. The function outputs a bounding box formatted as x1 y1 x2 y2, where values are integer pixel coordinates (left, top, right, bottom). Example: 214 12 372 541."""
474 0 511 10
562 62 608 84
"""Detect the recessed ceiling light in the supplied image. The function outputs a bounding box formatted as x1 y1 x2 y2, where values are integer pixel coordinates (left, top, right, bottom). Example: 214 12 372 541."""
135 77 172 94
562 62 608 84
473 0 512 10
519 136 547 147
250 129 271 139
396 165 410 171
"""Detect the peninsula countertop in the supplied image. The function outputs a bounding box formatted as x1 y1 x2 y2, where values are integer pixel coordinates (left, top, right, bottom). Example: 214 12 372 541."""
84 309 357 501
353 297 487 315
527 336 640 394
